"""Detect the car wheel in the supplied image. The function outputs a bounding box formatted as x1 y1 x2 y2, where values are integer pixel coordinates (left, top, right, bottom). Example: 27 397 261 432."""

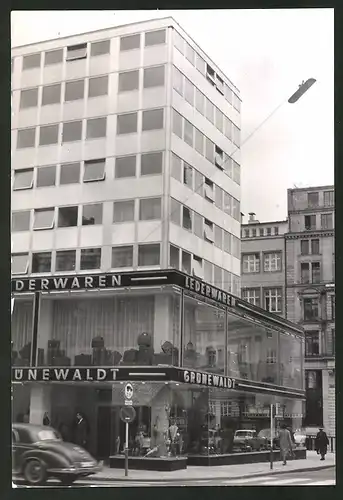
60 475 78 486
23 459 47 486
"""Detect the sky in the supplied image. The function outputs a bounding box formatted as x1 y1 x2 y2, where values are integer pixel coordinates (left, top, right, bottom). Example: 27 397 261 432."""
11 9 334 222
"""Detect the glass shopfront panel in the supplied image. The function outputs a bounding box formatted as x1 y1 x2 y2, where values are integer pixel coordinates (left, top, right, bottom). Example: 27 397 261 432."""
227 312 280 384
35 287 181 368
183 294 225 373
279 333 303 389
12 297 35 366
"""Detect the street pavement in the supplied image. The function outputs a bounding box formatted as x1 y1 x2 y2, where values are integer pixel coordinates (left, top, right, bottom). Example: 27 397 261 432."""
15 467 335 487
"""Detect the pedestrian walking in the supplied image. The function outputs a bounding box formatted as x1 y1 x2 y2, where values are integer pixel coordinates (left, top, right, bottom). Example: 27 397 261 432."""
315 427 329 461
279 424 293 465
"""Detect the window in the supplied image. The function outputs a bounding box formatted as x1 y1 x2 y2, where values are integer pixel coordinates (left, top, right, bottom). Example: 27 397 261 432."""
215 108 223 132
88 76 108 97
39 124 59 146
206 64 216 84
233 94 241 112
58 206 78 227
205 137 214 163
169 245 180 269
321 213 333 230
205 98 214 124
204 260 213 282
83 159 106 182
20 88 38 109
216 75 224 95
214 225 223 248
36 166 56 187
243 254 260 273
312 262 321 283
170 198 181 225
65 80 84 101
327 329 335 355
324 190 334 207
142 108 164 131
173 30 185 53
224 231 231 254
13 169 34 190
204 219 214 243
141 152 163 175
195 128 204 155
331 296 335 320
303 297 319 321
194 170 203 196
183 206 192 231
17 128 36 149
233 161 240 184
225 117 232 141
243 288 260 307
60 162 80 184
138 244 160 266
308 191 319 208
305 215 316 230
90 40 110 57
215 146 224 169
274 226 279 236
214 266 222 287
231 236 240 258
252 229 257 237
171 153 182 181
300 263 310 284
120 34 141 51
82 203 102 225
113 200 135 223
259 228 264 237
183 119 193 147
184 78 194 105
183 163 193 188
145 29 166 47
182 250 191 274
193 212 203 238
56 250 76 272
118 70 139 92
44 49 63 65
264 252 281 272
23 53 41 70
117 112 138 134
232 198 240 221
115 156 136 178
112 246 133 268
42 84 61 106
243 229 249 238
301 240 310 255
66 43 87 61
12 254 29 275
264 288 282 313
266 228 272 236
143 65 165 88
233 125 240 146
86 117 107 139
223 192 232 216
192 254 203 278
139 198 161 220
62 120 82 142
12 211 30 232
173 67 183 95
185 43 195 65
215 186 223 209
80 248 101 270
196 53 206 75
33 208 55 230
32 252 52 273
204 177 214 202
172 109 183 138
311 239 320 254
195 89 205 115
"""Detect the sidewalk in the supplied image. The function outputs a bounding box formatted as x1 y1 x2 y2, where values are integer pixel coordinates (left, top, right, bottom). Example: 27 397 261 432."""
90 451 335 482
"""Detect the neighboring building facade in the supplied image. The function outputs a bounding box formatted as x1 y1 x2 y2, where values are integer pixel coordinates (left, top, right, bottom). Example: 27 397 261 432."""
241 213 288 317
285 186 335 436
241 187 335 437
11 16 241 296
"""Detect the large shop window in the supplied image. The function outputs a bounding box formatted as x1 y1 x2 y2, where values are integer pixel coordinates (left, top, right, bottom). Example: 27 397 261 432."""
11 298 34 365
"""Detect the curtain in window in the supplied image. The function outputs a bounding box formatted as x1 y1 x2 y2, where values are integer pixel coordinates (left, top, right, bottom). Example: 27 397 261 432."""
50 296 155 364
12 300 33 357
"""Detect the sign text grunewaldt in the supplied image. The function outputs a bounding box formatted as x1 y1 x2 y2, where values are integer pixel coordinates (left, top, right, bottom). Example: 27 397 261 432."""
12 367 118 382
12 274 122 293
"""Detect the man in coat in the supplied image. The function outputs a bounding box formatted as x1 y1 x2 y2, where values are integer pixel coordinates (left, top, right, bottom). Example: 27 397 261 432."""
279 424 293 465
315 428 329 460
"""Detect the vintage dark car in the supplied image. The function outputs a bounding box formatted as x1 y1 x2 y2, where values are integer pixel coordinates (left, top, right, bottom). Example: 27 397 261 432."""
233 430 266 452
12 423 101 485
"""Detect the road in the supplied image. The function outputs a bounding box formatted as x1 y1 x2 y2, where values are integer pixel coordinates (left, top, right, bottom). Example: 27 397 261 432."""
14 466 335 487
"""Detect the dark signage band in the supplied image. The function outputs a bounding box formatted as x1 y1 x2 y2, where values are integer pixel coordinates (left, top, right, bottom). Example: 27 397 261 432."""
181 369 237 389
12 367 119 382
184 276 236 307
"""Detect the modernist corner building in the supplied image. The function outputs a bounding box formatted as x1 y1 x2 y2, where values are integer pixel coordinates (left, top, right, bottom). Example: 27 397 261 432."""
11 269 306 467
11 17 305 468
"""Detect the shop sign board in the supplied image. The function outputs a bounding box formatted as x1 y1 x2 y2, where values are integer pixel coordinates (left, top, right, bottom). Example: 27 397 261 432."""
181 369 237 389
12 367 119 382
124 383 133 406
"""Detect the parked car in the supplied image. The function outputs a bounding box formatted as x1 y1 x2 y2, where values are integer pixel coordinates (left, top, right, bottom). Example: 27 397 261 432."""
12 423 101 486
233 430 266 452
257 429 280 450
293 429 306 447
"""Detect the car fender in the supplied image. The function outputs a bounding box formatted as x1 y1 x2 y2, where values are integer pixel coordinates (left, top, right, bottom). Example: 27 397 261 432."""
20 449 71 472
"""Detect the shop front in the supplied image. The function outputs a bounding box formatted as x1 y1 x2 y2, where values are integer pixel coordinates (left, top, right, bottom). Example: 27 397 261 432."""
11 269 306 469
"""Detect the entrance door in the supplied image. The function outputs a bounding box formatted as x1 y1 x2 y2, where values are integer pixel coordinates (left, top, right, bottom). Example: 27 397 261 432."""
97 407 121 460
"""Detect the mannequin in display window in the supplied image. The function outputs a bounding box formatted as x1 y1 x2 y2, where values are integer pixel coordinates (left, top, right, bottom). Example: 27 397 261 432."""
169 420 179 456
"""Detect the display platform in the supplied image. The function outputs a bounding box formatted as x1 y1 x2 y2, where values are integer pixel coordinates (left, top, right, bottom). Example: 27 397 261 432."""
187 447 306 466
109 455 188 471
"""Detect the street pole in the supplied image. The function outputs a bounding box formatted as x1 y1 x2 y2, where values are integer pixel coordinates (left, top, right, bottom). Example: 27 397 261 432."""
270 403 274 470
125 421 129 477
